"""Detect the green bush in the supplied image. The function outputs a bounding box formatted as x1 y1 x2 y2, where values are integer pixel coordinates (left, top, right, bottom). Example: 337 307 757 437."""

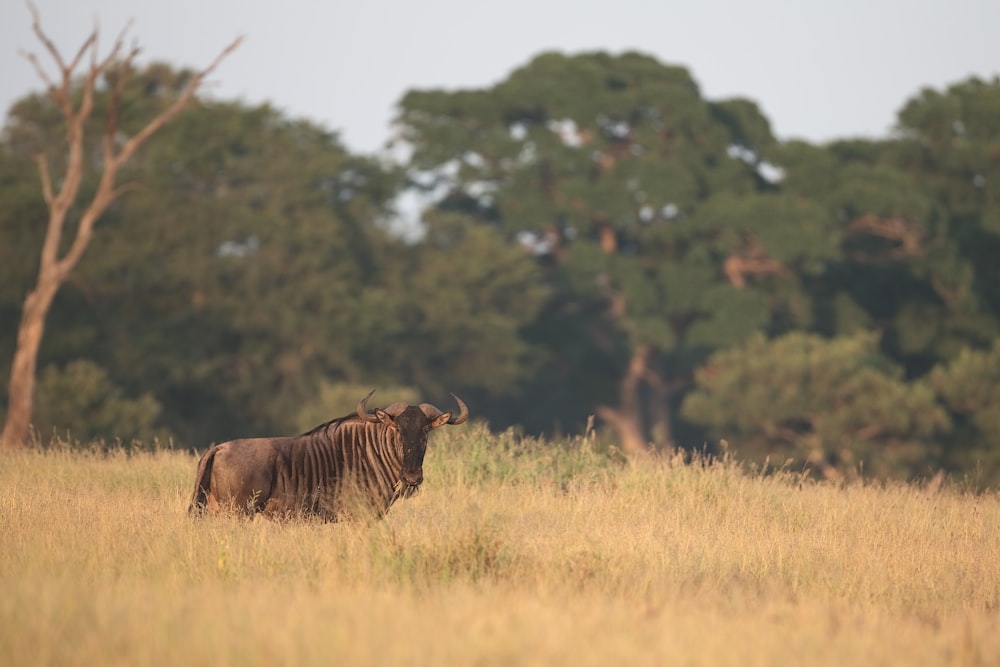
681 331 950 480
31 359 171 448
928 338 1000 480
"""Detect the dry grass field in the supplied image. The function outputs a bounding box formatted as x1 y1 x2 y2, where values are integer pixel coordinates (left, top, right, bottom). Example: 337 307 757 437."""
2 424 999 666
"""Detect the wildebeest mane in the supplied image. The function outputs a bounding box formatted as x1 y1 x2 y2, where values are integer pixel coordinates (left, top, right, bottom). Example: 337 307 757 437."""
298 412 365 437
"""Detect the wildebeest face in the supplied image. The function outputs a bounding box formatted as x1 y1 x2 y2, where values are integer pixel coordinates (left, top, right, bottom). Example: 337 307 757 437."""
375 404 451 487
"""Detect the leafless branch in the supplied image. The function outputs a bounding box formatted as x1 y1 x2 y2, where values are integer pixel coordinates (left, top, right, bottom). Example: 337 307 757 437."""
27 1 70 73
93 21 134 74
64 26 97 76
19 50 54 90
104 54 136 160
722 234 785 289
32 154 54 205
3 6 242 448
108 19 137 65
110 182 141 200
845 214 925 262
88 16 98 69
112 35 244 167
58 34 244 276
723 254 785 289
103 41 141 144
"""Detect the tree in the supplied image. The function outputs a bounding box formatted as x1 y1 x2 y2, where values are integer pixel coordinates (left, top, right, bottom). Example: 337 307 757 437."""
78 99 399 443
395 51 839 452
32 359 169 447
361 211 550 400
680 332 950 480
890 78 1000 360
927 338 1000 482
0 6 240 448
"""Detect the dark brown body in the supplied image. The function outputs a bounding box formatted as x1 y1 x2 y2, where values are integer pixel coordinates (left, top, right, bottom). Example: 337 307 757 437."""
188 391 467 520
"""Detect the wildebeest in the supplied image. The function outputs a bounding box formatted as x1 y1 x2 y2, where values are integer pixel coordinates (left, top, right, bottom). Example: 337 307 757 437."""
188 390 468 520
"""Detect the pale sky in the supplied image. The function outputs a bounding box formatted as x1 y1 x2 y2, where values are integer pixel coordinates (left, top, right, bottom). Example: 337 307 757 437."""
1 0 998 155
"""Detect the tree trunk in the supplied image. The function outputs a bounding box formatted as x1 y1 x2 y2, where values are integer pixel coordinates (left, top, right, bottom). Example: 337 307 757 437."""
2 282 58 448
597 344 652 456
648 385 674 449
596 404 648 456
644 363 687 450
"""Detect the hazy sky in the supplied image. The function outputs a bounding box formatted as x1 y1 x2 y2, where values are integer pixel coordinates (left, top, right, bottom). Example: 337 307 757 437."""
2 0 998 154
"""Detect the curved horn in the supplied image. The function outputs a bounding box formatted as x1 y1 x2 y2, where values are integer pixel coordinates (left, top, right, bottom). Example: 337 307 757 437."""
356 389 380 423
419 403 443 420
447 393 469 425
383 402 409 417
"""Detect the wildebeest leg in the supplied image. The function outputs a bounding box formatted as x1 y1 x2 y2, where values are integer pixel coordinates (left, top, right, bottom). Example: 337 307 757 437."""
188 446 218 515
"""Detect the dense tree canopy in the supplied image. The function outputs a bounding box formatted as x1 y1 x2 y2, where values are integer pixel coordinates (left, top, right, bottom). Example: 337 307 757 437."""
394 55 1000 479
2 53 999 484
0 62 546 445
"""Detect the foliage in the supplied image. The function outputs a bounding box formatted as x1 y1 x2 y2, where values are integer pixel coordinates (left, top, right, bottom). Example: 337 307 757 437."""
30 359 170 447
1 64 544 445
80 97 400 443
681 332 950 480
928 338 1000 478
354 213 550 399
887 76 1000 357
396 51 831 447
3 53 1000 483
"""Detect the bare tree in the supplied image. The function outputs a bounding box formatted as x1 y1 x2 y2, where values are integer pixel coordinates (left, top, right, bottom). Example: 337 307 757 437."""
1 5 241 449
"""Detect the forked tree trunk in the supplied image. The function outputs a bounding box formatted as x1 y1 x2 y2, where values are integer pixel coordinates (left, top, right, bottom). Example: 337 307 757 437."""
596 343 653 456
0 7 240 449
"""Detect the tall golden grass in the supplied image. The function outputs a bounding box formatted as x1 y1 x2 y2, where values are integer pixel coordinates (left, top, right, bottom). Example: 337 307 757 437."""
1 425 998 666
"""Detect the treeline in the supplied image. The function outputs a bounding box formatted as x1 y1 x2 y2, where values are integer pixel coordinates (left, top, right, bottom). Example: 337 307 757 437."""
1 53 998 484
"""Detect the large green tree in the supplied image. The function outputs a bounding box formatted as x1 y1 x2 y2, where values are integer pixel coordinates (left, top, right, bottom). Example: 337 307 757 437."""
87 99 399 442
892 77 1000 355
395 51 841 451
763 79 1000 374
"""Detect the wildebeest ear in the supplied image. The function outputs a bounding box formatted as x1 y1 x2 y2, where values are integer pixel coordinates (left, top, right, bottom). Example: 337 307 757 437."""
429 412 452 429
374 408 395 425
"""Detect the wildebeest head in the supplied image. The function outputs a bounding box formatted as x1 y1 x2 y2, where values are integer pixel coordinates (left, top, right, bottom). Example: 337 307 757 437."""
356 390 468 492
